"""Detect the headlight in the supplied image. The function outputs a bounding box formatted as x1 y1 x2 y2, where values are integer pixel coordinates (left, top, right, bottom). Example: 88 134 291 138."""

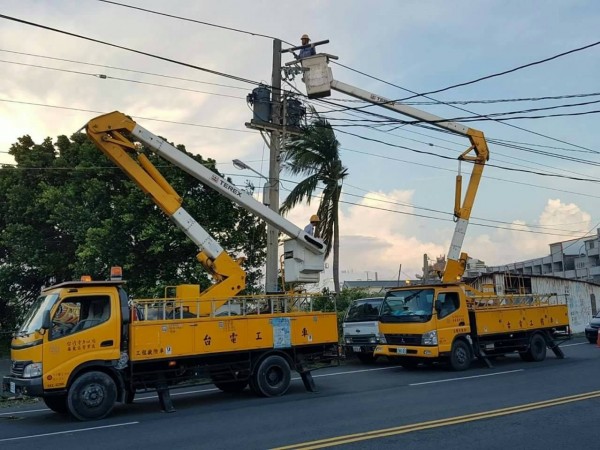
376 333 387 344
22 362 43 378
344 336 352 344
422 330 438 346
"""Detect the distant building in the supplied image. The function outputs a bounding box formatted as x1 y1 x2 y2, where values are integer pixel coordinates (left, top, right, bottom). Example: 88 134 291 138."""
342 280 412 294
483 228 600 283
467 272 600 333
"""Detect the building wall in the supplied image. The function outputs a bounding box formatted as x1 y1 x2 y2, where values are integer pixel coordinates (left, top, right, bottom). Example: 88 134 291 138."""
471 274 600 334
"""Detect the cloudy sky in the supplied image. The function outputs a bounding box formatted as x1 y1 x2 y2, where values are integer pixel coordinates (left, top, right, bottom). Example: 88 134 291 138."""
1 0 599 286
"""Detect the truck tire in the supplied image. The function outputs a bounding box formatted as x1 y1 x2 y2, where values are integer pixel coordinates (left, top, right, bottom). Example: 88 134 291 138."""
356 353 376 364
252 355 291 397
43 394 68 414
399 358 419 370
67 371 117 421
450 340 472 371
214 380 249 393
521 333 547 362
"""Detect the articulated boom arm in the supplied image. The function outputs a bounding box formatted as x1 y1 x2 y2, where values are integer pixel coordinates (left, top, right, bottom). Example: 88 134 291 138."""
86 112 246 309
86 112 325 288
301 55 489 282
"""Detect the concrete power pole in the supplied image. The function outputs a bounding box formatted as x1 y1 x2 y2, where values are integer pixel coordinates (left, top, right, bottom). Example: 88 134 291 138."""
265 39 282 293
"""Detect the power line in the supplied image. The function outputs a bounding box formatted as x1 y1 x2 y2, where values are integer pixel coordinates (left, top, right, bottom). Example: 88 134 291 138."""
0 14 261 86
402 39 600 100
401 91 600 106
339 147 600 200
297 81 600 181
332 127 600 183
1 156 592 238
0 98 254 134
340 190 588 234
0 49 251 91
7 51 593 179
97 0 293 45
0 59 246 100
329 61 598 154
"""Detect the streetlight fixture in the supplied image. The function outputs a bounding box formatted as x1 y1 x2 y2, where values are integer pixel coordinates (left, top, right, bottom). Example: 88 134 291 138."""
232 159 271 207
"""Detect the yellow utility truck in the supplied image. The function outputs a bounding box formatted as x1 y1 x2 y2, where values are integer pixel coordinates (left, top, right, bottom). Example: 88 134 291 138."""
3 113 337 421
297 49 570 369
373 284 569 370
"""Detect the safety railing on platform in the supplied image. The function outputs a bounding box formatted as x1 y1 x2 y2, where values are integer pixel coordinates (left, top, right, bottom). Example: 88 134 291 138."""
131 292 334 322
465 292 567 309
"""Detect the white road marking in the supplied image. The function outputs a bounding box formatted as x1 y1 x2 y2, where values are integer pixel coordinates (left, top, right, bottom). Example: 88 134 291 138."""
409 369 524 386
135 387 218 401
0 421 139 442
301 366 399 379
0 408 47 416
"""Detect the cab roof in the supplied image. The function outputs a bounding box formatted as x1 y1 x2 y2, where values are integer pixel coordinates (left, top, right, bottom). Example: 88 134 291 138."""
42 280 126 292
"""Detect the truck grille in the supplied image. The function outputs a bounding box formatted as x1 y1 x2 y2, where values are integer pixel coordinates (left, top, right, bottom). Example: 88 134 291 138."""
384 334 422 346
11 360 29 376
347 335 375 344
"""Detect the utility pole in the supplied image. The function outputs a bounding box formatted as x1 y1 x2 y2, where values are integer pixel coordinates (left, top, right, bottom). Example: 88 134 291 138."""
265 39 282 293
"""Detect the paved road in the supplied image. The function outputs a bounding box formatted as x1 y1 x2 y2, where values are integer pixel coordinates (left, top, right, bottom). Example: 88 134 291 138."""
1 339 599 449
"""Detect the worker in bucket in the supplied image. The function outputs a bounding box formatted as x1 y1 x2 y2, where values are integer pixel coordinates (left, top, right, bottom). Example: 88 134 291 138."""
304 214 320 236
296 34 316 59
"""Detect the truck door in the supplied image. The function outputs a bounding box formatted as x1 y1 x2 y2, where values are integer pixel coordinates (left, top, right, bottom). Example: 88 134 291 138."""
43 292 121 390
434 290 465 354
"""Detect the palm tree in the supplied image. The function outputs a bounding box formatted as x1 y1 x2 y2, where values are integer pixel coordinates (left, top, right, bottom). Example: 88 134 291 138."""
280 111 348 293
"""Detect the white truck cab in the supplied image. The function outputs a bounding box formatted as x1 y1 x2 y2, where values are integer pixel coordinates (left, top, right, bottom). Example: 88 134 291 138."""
342 297 385 363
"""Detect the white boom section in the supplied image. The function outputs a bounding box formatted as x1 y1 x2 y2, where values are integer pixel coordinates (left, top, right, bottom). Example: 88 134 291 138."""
301 54 489 282
302 55 469 136
172 207 223 259
130 124 326 282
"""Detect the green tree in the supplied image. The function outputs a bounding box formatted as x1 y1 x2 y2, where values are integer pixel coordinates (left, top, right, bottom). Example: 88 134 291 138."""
0 133 266 334
280 111 348 293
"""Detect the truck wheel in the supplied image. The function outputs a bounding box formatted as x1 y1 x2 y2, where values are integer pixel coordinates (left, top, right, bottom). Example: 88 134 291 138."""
214 380 249 393
450 340 472 371
522 334 547 362
67 371 117 421
252 355 291 397
399 358 419 370
356 353 376 364
43 394 68 414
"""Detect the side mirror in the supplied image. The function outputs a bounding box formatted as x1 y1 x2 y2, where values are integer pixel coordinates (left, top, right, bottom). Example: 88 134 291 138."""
41 310 52 330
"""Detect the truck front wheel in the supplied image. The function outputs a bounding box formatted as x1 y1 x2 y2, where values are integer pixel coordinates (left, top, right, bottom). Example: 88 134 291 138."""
44 394 68 414
252 355 291 397
450 340 472 371
67 371 117 421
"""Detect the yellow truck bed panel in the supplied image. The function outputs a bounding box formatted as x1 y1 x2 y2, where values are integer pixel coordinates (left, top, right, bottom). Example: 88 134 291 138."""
130 312 337 361
472 304 569 336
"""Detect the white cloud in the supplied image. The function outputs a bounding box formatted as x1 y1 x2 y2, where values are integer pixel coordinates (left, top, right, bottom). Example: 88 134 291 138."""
468 198 592 266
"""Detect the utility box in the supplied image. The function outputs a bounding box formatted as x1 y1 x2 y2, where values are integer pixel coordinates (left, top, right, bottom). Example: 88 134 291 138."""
285 97 305 128
247 85 272 123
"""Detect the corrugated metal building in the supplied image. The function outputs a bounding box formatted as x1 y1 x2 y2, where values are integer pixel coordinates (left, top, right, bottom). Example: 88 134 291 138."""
468 272 600 333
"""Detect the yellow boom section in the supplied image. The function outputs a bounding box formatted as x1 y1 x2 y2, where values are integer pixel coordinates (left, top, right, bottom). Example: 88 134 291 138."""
86 112 246 313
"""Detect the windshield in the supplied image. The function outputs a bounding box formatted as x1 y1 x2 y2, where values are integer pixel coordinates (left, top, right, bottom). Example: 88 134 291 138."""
17 293 59 336
380 289 434 323
345 298 383 322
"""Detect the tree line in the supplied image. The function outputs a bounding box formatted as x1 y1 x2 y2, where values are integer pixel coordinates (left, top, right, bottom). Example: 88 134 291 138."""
0 132 266 333
0 111 348 335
